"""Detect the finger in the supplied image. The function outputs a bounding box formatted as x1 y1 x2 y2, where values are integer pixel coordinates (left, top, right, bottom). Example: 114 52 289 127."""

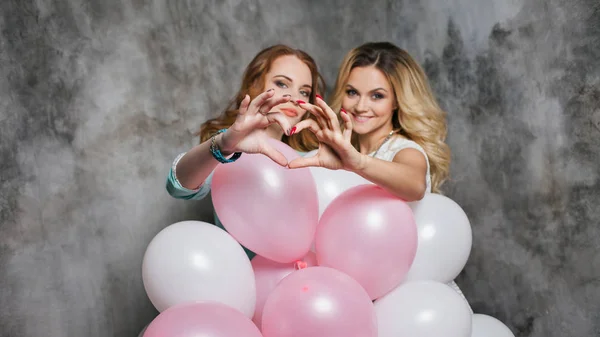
340 108 354 141
266 112 293 136
298 101 327 120
313 97 341 133
259 94 293 114
297 102 330 130
238 94 251 114
292 118 322 137
288 156 320 169
260 143 288 167
248 89 276 115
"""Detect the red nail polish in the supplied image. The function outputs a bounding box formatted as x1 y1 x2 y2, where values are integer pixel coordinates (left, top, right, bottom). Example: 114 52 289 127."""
341 108 347 114
316 94 323 100
290 126 297 135
296 100 306 105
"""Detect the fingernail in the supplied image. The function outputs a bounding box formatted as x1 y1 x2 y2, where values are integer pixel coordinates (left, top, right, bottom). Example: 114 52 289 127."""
341 108 347 114
283 94 291 98
316 94 323 100
290 126 297 135
267 88 274 92
296 100 306 104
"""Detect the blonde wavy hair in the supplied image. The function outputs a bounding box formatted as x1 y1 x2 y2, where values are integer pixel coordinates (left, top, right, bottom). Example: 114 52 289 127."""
198 45 325 152
329 42 451 192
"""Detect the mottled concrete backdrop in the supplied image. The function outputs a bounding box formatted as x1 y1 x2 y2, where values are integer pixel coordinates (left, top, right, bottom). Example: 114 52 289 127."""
1 0 598 336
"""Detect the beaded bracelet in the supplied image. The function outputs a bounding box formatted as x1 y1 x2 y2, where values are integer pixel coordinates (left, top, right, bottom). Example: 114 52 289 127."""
210 129 242 164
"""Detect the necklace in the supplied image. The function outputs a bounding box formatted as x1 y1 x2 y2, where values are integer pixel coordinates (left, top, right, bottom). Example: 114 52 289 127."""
371 130 396 158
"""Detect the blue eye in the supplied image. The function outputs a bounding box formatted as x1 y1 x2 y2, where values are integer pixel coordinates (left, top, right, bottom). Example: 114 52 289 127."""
372 93 384 100
276 81 288 88
346 89 357 96
300 90 310 97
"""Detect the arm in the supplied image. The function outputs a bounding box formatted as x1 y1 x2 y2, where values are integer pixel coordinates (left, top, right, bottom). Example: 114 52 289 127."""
166 90 294 196
165 153 213 200
351 149 428 201
174 139 221 190
289 98 427 201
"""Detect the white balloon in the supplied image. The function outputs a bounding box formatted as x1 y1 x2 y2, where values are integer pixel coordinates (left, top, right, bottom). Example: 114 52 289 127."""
471 314 515 337
375 281 472 337
405 193 472 283
304 150 372 218
142 221 256 317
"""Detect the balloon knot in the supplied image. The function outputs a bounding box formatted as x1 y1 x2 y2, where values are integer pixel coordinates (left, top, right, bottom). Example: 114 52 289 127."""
294 260 308 270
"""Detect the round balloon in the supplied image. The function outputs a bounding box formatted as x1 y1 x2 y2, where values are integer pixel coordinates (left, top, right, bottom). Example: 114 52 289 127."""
316 185 418 299
262 266 377 337
142 221 256 317
472 314 515 337
137 324 148 337
405 193 472 283
251 252 318 330
212 139 319 263
375 281 472 337
144 302 262 337
304 149 372 218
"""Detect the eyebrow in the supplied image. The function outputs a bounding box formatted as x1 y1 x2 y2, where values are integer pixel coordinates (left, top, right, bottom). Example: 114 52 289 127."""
274 75 312 89
346 84 388 93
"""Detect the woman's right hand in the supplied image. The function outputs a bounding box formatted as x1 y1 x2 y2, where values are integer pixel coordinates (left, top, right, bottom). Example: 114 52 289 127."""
218 89 294 166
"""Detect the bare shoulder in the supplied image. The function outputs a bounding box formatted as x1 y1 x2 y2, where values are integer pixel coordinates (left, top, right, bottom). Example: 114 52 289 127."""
388 137 428 169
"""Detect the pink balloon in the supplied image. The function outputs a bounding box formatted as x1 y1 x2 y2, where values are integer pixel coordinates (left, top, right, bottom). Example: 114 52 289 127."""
251 252 318 330
212 138 319 263
261 266 377 337
316 185 418 300
143 302 262 337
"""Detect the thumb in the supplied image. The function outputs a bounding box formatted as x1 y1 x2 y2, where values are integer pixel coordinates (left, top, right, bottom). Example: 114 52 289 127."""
266 112 293 136
260 143 288 167
288 156 320 169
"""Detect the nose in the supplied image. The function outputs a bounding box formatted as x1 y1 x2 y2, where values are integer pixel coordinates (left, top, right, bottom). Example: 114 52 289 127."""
355 96 369 113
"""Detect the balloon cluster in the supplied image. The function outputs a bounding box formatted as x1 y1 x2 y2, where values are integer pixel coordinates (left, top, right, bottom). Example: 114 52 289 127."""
140 140 514 337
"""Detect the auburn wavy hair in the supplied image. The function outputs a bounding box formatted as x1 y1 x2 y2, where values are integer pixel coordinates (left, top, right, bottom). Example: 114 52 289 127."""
329 42 451 192
198 45 325 152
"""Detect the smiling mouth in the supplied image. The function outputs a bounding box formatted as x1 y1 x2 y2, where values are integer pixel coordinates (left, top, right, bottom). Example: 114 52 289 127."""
352 113 373 123
279 108 299 117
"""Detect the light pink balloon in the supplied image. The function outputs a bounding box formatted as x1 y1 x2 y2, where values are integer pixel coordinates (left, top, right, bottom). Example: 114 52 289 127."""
251 252 318 330
212 138 319 263
261 266 377 337
316 185 418 300
143 302 262 337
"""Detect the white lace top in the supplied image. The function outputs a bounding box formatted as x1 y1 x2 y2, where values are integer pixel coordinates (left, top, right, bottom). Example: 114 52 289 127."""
368 136 432 193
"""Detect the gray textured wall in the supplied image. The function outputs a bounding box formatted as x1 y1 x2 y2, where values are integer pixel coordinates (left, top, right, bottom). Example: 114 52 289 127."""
1 0 598 336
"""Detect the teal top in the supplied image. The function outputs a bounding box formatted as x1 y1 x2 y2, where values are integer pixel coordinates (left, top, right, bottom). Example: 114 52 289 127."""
166 151 306 259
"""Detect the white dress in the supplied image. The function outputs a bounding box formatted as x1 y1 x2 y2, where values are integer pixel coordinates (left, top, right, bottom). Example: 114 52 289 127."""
369 136 472 312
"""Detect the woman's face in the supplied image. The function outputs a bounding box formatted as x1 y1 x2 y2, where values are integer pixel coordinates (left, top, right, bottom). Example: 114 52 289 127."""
341 65 396 136
263 55 313 126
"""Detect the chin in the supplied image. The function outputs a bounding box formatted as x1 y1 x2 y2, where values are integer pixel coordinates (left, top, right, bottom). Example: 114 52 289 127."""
351 124 371 135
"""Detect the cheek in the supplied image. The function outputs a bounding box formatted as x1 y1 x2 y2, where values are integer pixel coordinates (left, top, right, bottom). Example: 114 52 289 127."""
375 100 395 117
341 96 354 109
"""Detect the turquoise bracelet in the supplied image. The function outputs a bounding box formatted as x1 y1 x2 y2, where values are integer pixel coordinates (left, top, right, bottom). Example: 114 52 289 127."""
210 129 242 163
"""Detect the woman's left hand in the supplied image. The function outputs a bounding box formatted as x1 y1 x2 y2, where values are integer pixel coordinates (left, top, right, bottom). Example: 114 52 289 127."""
288 97 366 171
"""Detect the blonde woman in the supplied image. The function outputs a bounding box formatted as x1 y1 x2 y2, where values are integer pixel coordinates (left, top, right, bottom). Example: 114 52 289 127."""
289 41 469 308
291 41 450 199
